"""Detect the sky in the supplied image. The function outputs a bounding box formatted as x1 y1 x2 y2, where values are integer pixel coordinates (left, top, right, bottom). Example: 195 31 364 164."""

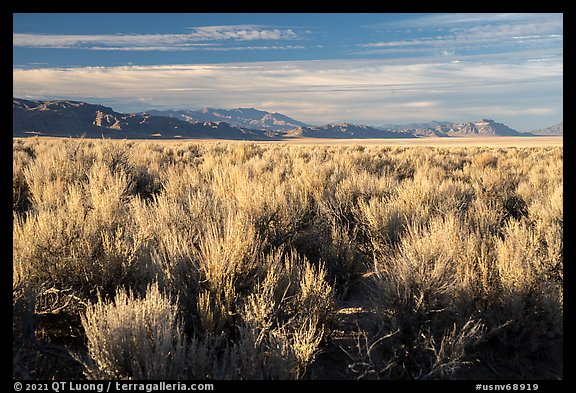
13 13 563 130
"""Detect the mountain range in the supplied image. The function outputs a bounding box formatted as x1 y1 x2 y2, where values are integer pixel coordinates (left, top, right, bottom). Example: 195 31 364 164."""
286 123 416 139
13 98 559 140
378 119 525 137
144 107 307 132
13 98 272 140
526 122 563 136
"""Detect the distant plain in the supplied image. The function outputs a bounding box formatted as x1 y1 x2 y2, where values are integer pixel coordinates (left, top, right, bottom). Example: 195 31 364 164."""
240 136 564 147
16 135 563 147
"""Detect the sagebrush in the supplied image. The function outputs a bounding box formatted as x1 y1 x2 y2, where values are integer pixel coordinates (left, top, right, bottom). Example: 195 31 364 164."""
13 138 562 380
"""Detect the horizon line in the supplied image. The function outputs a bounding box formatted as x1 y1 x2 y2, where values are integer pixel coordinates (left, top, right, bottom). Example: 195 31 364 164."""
13 96 561 132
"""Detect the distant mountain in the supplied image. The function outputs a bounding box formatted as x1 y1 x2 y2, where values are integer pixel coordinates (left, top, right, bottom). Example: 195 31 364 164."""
380 119 524 137
144 107 308 132
13 98 529 141
379 120 454 131
527 122 563 136
13 98 273 140
284 123 416 138
445 119 524 136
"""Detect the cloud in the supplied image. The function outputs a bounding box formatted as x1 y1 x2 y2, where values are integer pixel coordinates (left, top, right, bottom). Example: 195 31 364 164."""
359 13 562 57
188 25 299 41
87 45 305 52
403 101 438 108
12 55 562 129
12 25 302 51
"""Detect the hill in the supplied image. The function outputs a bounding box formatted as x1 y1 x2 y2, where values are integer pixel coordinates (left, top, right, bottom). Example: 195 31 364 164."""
527 122 563 136
285 123 415 138
379 119 524 137
144 107 307 132
13 98 272 140
13 98 530 140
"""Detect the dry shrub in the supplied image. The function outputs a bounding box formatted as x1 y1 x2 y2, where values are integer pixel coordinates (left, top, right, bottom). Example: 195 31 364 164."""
356 214 485 379
13 138 562 380
13 145 34 213
81 283 187 379
215 325 298 379
194 211 262 335
13 180 143 299
239 250 334 378
473 151 498 168
479 218 563 379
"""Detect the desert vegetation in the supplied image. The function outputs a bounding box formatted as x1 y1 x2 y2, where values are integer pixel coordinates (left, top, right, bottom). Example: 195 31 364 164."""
13 137 562 380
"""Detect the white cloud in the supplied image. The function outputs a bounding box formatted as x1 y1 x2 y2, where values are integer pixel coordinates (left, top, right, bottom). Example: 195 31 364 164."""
12 56 562 129
359 13 562 57
13 25 301 51
189 25 299 41
403 101 438 108
86 45 305 52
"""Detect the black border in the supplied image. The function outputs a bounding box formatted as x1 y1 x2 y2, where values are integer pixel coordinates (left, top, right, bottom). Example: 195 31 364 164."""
8 4 569 391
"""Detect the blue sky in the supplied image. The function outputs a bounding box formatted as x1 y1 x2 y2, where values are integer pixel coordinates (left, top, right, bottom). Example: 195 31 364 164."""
13 13 563 130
